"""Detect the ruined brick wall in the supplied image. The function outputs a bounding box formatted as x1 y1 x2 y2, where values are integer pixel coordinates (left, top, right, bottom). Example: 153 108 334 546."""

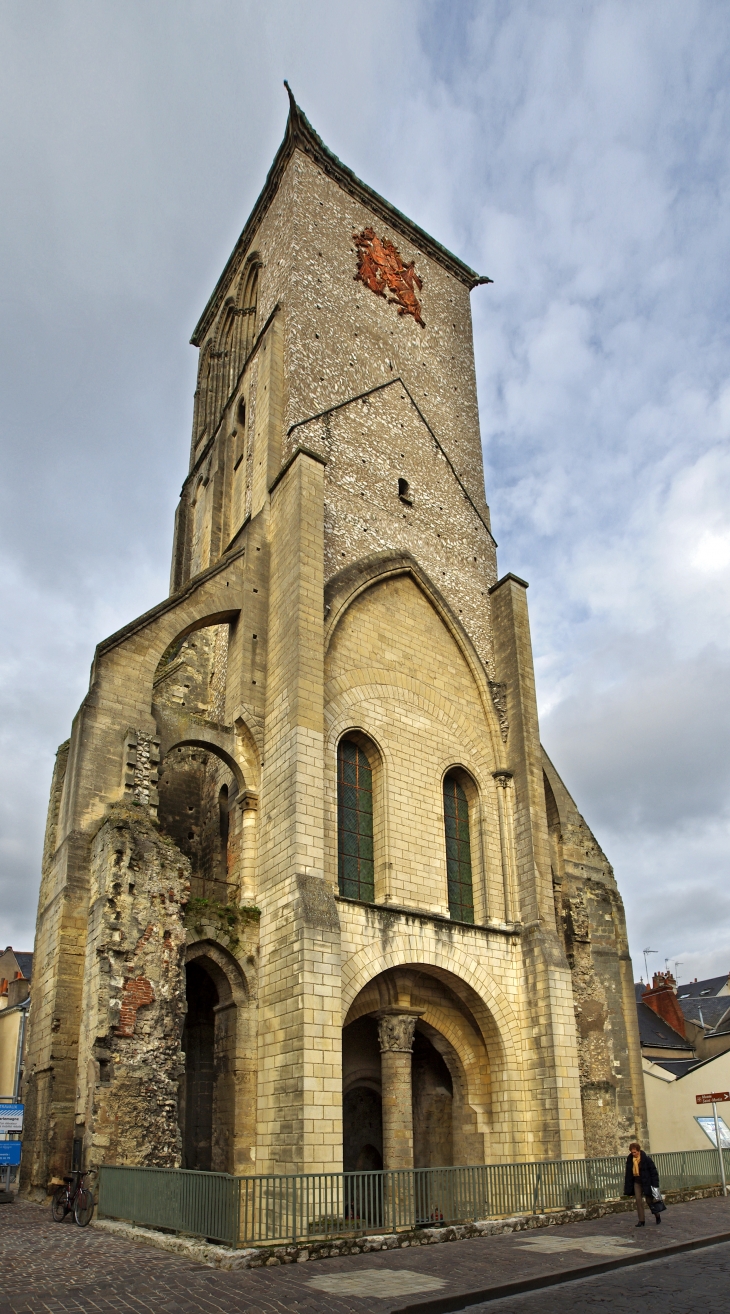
76 804 190 1169
122 730 161 811
544 755 647 1153
156 746 238 900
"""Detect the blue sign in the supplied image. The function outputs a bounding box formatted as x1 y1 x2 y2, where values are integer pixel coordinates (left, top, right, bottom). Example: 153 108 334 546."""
0 1104 23 1132
0 1142 21 1166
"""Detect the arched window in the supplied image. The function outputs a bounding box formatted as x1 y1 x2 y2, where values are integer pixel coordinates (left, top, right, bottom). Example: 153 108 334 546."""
239 262 259 361
337 739 374 902
193 341 214 447
443 774 474 924
219 783 229 847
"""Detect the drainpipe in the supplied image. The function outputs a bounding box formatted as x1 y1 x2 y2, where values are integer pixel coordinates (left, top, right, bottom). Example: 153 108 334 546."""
13 1001 28 1100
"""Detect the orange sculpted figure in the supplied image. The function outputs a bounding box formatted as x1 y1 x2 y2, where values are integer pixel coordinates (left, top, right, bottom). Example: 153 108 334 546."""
353 227 425 327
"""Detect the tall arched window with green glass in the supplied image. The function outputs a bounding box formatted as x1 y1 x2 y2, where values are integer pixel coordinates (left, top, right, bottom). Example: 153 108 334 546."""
443 773 475 923
337 739 375 902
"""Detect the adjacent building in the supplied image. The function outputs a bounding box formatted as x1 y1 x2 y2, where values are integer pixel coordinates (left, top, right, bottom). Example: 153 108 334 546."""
0 947 32 1102
637 971 730 1153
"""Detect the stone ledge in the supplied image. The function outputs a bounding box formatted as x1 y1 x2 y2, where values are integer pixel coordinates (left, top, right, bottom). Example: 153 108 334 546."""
91 1184 723 1270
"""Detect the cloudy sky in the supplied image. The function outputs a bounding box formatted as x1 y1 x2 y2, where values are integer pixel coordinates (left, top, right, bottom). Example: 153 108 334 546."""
1 1 729 985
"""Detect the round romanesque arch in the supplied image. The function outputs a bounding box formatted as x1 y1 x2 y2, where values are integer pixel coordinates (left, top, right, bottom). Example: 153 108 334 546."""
182 941 253 1176
338 941 523 1162
160 737 245 790
341 960 521 1168
341 946 520 1057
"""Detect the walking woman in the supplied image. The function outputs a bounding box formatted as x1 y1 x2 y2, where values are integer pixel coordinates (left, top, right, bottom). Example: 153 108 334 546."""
624 1140 664 1225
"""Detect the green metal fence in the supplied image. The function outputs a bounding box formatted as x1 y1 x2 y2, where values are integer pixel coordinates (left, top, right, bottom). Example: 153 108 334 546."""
98 1165 241 1246
98 1147 730 1249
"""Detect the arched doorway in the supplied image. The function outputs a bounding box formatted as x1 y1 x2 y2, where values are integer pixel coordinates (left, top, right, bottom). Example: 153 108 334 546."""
182 960 218 1170
343 966 496 1170
342 1016 454 1171
412 1029 453 1167
342 1016 383 1172
180 943 252 1175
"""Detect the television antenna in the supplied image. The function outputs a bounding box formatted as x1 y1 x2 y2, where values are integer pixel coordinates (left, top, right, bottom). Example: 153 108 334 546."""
643 947 658 980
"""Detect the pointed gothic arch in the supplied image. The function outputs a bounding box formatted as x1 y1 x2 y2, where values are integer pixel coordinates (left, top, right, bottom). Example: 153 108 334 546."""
324 551 506 764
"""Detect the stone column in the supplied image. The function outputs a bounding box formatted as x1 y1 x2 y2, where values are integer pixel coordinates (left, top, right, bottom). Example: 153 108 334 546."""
493 770 516 923
237 789 258 905
377 1011 420 1170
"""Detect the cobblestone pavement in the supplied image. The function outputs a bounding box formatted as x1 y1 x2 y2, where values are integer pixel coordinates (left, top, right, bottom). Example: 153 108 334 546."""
1 1196 729 1314
460 1239 730 1313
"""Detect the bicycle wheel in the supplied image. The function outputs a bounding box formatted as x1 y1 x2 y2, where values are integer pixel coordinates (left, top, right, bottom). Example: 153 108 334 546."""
51 1185 70 1221
73 1187 95 1227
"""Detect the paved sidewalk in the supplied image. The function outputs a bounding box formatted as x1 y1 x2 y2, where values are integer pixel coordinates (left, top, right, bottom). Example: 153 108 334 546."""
459 1239 730 1313
1 1195 729 1313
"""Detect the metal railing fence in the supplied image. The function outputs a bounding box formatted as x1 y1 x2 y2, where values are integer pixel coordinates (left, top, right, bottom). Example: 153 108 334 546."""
98 1146 730 1248
98 1165 241 1246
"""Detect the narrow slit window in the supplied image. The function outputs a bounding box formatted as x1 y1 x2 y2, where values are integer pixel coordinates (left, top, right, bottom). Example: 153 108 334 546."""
337 739 374 903
218 784 229 846
443 775 475 924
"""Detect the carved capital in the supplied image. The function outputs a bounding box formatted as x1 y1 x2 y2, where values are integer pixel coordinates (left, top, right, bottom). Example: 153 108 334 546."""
376 1011 420 1053
492 770 514 789
237 790 259 811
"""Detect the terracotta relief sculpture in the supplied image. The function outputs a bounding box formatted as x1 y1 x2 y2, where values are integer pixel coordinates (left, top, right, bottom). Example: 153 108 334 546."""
353 227 425 327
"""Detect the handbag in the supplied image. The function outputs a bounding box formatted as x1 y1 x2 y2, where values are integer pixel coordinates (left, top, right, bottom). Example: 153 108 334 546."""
650 1186 666 1214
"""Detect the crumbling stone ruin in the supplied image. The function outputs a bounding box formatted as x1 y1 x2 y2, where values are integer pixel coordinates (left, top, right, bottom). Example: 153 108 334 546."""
22 89 646 1194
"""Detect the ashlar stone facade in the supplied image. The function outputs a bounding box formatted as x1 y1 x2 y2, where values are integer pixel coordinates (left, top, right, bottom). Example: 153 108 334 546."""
21 90 647 1195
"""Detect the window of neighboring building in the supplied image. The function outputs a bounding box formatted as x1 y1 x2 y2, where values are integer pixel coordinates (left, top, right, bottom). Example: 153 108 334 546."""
443 774 475 923
337 739 375 902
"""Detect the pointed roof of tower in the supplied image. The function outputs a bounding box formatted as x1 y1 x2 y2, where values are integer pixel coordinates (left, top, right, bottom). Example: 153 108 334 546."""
191 85 491 346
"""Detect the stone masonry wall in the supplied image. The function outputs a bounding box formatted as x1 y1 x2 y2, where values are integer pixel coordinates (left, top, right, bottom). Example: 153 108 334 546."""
323 571 504 919
293 381 497 674
175 143 491 602
76 804 190 1169
544 756 646 1153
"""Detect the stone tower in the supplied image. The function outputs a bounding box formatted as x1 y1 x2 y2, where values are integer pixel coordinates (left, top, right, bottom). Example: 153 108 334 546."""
22 90 646 1193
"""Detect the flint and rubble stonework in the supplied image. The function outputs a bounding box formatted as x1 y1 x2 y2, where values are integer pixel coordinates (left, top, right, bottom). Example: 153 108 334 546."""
21 94 646 1196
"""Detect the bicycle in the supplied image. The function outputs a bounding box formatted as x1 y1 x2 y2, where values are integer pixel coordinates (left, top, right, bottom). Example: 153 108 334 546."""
51 1169 95 1227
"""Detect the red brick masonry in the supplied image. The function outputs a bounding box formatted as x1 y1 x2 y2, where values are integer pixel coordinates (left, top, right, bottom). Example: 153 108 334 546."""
115 975 155 1037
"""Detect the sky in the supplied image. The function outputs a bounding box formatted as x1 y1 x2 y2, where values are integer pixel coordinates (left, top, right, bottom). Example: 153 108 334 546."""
1 0 729 986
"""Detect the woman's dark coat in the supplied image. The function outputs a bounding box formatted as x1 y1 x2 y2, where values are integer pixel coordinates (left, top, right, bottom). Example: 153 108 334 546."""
624 1151 660 1199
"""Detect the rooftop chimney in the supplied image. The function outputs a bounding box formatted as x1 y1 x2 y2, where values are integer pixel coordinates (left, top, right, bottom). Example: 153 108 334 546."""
642 971 686 1038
